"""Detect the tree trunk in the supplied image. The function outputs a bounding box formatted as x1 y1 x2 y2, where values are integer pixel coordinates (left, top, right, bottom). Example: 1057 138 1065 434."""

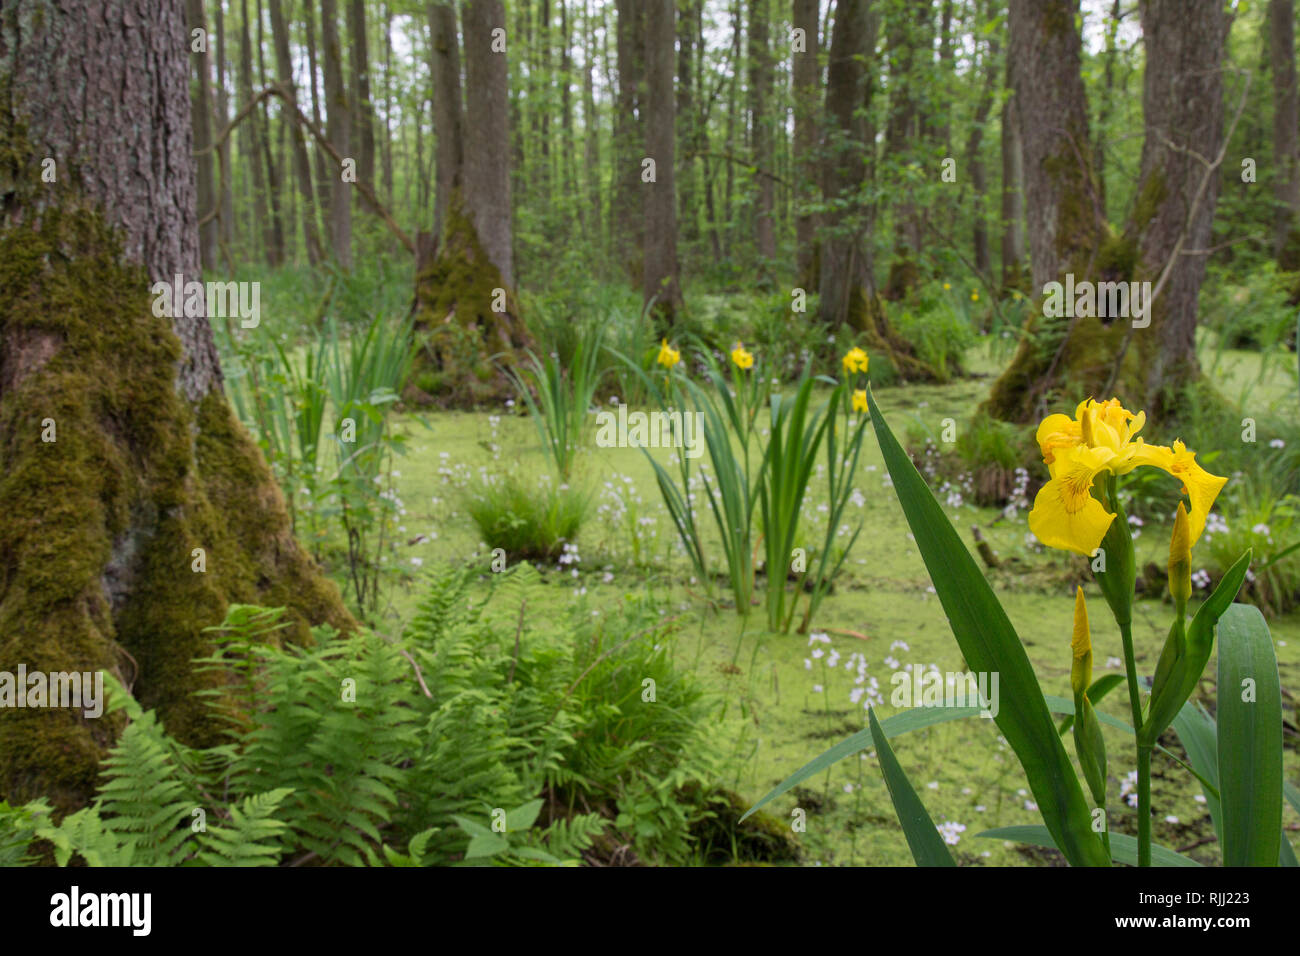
1131 0 1228 417
410 0 530 406
305 0 333 226
817 0 873 327
256 0 286 265
967 11 998 282
644 0 683 326
322 0 353 268
749 0 776 265
981 0 1227 423
677 0 697 244
584 0 602 230
611 0 646 282
999 76 1026 291
237 0 271 262
0 0 350 810
270 0 324 265
428 0 464 243
215 3 236 257
186 0 218 271
347 0 376 186
883 0 927 299
793 0 821 287
1270 0 1300 267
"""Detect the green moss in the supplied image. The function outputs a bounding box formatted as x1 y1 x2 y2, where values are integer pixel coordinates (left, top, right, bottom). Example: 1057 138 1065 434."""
0 160 350 811
409 190 531 408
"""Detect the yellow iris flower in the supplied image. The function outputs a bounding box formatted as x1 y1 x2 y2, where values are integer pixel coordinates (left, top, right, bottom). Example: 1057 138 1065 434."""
731 343 754 370
852 389 868 413
1070 586 1091 698
842 346 869 375
1028 398 1227 556
657 338 680 369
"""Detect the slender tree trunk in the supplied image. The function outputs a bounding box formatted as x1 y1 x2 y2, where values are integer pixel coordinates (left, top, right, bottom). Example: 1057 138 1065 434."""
381 4 394 203
187 0 218 271
322 0 353 268
347 0 376 186
967 13 998 282
270 0 324 265
677 0 697 244
611 0 646 282
584 0 602 231
1270 0 1300 267
216 3 236 255
560 1 576 227
999 64 1025 290
749 0 776 265
644 0 682 326
793 0 821 286
883 0 926 299
305 0 333 224
238 0 270 262
428 0 464 243
0 0 349 809
819 0 873 326
1132 0 1228 415
256 0 286 265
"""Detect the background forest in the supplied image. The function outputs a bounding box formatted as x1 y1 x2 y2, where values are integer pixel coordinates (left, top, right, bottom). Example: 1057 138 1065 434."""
0 0 1297 870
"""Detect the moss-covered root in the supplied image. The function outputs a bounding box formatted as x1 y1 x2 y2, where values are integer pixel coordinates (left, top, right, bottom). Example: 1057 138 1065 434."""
0 203 351 812
408 191 531 408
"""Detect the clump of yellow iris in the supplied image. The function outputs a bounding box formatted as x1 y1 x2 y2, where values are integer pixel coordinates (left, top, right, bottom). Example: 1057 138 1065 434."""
1028 397 1227 556
657 338 680 369
731 342 754 370
842 346 869 375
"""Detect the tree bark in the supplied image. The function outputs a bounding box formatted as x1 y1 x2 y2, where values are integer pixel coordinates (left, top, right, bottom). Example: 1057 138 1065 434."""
347 0 376 186
793 0 821 286
999 75 1026 291
644 0 682 325
749 0 776 264
321 0 353 268
270 0 325 265
1131 0 1228 416
611 0 646 281
981 0 1228 423
1270 0 1300 266
428 0 464 243
410 0 530 406
0 0 350 810
256 0 285 265
186 0 218 271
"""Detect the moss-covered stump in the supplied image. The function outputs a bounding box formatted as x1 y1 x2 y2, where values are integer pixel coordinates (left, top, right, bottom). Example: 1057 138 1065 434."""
408 192 531 408
683 785 803 865
0 205 352 812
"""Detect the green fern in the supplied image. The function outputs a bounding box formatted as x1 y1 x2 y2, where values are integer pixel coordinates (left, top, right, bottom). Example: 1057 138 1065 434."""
195 789 295 867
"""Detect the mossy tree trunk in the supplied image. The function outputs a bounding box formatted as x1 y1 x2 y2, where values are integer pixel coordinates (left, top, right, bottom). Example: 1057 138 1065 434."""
0 0 351 811
980 0 1227 424
411 0 530 406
